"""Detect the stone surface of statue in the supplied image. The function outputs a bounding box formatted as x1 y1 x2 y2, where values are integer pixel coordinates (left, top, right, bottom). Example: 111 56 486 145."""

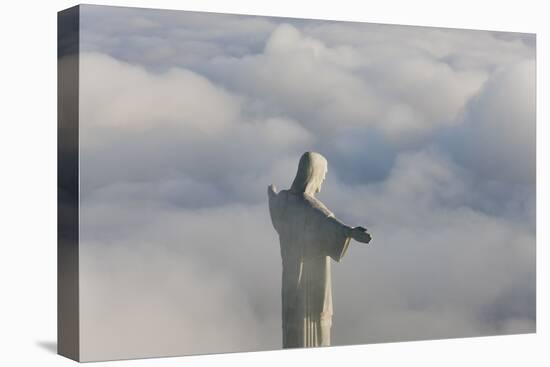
268 152 372 348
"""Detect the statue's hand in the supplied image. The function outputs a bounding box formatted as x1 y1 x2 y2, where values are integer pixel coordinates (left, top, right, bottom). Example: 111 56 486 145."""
351 226 371 244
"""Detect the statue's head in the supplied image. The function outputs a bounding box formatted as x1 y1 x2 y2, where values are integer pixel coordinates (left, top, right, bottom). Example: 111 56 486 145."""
290 152 328 196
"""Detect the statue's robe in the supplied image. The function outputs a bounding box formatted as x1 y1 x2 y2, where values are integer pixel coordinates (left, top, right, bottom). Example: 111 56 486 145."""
268 187 351 348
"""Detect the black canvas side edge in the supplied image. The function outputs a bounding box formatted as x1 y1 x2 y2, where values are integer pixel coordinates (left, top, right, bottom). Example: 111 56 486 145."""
57 5 80 362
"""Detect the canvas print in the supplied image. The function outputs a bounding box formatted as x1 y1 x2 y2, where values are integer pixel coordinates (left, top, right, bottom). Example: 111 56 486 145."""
58 4 536 362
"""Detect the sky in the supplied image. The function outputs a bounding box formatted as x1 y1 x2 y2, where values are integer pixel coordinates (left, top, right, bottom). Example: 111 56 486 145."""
75 4 535 361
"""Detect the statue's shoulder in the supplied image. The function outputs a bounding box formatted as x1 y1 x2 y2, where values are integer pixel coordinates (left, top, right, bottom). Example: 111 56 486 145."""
267 184 278 199
268 185 288 199
268 186 291 209
302 193 334 218
268 189 333 217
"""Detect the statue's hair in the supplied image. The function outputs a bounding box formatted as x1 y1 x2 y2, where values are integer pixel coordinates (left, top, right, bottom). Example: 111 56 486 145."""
290 152 328 195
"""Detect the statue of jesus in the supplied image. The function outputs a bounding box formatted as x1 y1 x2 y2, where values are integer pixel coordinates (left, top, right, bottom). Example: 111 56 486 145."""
268 151 372 349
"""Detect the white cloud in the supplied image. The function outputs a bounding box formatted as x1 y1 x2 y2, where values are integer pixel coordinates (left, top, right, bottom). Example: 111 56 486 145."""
204 23 493 144
80 52 241 133
79 52 314 202
79 196 286 360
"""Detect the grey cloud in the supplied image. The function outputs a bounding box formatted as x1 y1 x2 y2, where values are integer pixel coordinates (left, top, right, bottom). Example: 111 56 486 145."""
80 5 278 71
438 59 535 223
320 150 535 345
448 60 535 185
303 22 534 72
201 23 492 146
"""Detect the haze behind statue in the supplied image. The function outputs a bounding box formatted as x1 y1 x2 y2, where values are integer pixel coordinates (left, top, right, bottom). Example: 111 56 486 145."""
58 4 536 362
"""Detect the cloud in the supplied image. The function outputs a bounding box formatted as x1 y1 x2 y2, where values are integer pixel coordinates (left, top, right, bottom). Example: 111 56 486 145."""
80 52 241 132
201 23 494 147
316 149 535 344
80 5 278 70
79 52 314 206
203 24 381 135
79 203 281 361
76 5 536 361
448 60 536 185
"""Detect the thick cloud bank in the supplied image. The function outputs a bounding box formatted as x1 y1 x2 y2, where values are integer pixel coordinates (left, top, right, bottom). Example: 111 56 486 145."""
77 5 535 361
